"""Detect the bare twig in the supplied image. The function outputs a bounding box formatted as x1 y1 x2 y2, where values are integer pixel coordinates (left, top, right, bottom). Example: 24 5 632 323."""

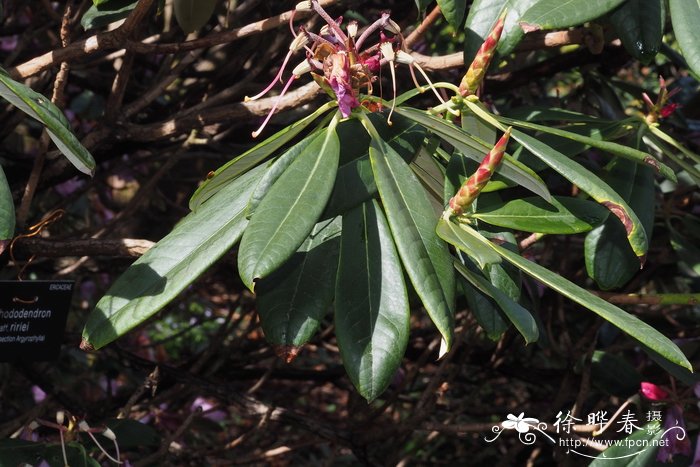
18 237 155 257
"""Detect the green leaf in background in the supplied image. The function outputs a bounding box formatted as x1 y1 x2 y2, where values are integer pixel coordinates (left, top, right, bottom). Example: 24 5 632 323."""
454 260 538 343
609 0 665 64
190 102 335 211
0 164 14 249
0 68 95 175
436 218 501 269
669 0 700 78
465 100 649 262
173 0 219 33
590 351 642 397
81 0 138 30
81 165 266 350
589 422 662 466
256 217 341 360
369 136 456 355
396 107 551 202
492 114 674 180
471 196 609 234
463 0 538 61
238 126 340 291
336 200 409 402
585 162 655 290
461 278 509 340
415 0 433 14
437 0 467 29
519 0 626 30
465 224 692 370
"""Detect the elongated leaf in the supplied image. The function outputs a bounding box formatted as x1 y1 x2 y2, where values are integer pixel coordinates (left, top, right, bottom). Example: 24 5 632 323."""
81 165 266 350
505 106 608 123
323 113 426 218
369 137 456 354
464 100 649 261
492 114 674 180
173 0 218 33
0 165 14 248
437 0 468 29
411 148 445 213
669 0 700 78
256 217 341 360
460 223 691 370
336 200 409 401
238 126 340 291
396 107 551 202
586 165 656 289
461 278 508 340
609 0 665 64
454 261 538 343
519 0 626 30
472 196 609 233
246 132 318 219
436 218 501 269
0 68 95 175
81 0 137 30
480 230 522 301
189 102 335 211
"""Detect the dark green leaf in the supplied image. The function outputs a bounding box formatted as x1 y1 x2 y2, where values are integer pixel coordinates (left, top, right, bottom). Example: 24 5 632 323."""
238 126 340 291
519 0 626 30
396 107 551 202
454 260 538 343
369 136 456 355
463 0 538 61
472 196 609 234
81 0 138 30
585 162 655 290
0 164 14 244
437 0 467 29
461 278 509 340
336 200 409 401
246 132 318 219
173 0 219 33
415 0 433 14
609 0 665 64
0 68 95 175
323 113 426 218
493 113 674 180
256 217 341 355
0 439 45 466
591 351 642 397
669 0 700 78
190 102 335 211
463 223 691 370
81 165 266 350
465 100 649 261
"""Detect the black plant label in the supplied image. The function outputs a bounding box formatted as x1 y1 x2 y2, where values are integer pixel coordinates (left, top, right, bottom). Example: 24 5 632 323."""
0 281 73 361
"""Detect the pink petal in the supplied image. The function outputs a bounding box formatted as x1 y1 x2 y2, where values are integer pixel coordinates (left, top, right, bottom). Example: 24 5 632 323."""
641 382 669 401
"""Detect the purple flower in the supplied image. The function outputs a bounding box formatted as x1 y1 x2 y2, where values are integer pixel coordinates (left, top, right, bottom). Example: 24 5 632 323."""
657 404 691 463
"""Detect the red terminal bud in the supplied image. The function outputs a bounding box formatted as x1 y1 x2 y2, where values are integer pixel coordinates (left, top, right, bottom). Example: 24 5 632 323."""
448 127 511 215
459 15 505 97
